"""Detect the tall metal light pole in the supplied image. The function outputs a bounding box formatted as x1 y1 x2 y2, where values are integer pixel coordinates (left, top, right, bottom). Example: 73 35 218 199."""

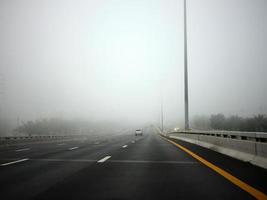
184 0 189 130
160 89 164 132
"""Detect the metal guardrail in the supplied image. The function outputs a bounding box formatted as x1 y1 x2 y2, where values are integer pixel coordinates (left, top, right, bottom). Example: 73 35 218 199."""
0 135 89 146
170 130 267 143
0 134 86 141
0 136 60 140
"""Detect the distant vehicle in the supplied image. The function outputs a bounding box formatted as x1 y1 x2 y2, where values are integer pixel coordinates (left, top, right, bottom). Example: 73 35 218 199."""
174 127 180 131
135 129 143 136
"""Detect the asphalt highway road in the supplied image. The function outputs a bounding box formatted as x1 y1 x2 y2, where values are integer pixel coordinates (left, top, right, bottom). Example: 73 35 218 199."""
0 127 267 200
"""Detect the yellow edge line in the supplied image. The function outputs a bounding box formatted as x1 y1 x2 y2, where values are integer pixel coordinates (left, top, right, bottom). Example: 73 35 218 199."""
163 136 267 200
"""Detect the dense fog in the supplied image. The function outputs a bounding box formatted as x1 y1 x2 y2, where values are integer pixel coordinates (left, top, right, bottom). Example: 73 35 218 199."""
0 0 267 135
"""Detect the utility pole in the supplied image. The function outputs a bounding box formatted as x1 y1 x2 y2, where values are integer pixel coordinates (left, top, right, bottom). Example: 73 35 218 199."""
184 0 189 130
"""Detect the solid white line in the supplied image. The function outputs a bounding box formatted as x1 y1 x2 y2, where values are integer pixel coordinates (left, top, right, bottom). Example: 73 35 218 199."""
15 148 30 152
122 145 128 148
97 156 111 163
1 158 29 166
57 143 65 146
68 147 79 150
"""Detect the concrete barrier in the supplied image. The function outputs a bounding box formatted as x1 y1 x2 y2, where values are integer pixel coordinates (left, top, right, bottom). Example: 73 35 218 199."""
167 130 267 169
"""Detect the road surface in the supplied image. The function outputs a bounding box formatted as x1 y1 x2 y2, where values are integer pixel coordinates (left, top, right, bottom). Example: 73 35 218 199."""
0 127 266 199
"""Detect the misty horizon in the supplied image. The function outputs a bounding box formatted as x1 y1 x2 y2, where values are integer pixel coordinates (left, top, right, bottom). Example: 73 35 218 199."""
1 0 267 133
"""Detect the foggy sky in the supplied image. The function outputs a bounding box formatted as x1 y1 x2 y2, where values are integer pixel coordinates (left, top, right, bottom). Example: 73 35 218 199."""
0 0 267 127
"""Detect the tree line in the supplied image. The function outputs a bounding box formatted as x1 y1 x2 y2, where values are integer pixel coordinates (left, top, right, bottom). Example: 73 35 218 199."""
193 114 267 132
15 118 125 136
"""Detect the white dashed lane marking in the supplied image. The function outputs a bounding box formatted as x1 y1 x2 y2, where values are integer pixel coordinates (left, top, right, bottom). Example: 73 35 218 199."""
97 156 111 163
15 148 30 152
122 145 128 148
1 158 29 166
68 147 79 150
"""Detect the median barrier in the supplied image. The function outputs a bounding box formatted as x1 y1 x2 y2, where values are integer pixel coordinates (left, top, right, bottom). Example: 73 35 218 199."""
0 135 86 146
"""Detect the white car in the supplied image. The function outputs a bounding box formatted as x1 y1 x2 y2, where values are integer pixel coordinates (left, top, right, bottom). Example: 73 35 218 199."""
135 129 143 136
174 127 180 131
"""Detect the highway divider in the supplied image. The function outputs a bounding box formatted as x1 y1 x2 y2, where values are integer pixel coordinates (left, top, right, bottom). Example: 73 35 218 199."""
0 135 87 146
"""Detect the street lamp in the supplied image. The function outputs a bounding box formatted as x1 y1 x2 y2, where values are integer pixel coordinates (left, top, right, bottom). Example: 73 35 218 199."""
184 0 189 130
